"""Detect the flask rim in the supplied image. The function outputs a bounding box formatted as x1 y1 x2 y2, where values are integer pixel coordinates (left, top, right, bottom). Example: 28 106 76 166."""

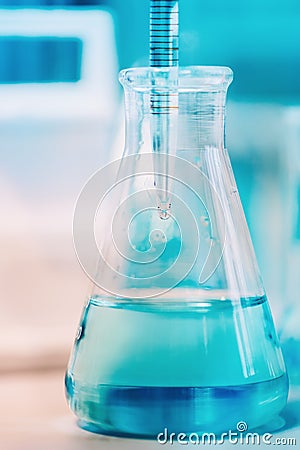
119 66 233 92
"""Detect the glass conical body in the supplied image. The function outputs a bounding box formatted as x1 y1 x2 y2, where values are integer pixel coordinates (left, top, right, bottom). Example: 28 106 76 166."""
65 67 288 438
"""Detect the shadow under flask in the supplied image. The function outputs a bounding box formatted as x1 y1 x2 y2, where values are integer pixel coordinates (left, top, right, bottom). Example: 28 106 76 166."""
65 66 288 438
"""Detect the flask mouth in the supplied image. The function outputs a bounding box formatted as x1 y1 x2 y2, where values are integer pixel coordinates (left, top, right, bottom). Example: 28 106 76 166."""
119 66 233 92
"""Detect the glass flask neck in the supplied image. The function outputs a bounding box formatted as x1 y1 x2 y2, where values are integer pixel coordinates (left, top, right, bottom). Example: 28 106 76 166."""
120 66 233 155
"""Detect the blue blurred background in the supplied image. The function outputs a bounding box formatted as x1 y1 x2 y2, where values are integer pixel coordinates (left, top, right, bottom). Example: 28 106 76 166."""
0 1 299 382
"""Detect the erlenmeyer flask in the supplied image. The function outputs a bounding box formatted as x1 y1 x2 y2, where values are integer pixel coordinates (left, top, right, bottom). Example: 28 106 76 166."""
65 67 288 438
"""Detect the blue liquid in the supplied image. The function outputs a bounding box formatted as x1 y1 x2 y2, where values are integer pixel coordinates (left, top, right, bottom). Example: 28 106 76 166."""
65 294 288 438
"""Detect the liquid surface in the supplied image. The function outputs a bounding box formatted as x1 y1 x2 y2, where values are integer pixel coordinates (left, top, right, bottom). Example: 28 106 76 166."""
66 294 288 437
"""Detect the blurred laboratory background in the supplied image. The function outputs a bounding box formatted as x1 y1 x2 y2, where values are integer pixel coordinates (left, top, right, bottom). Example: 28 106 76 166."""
0 1 300 446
